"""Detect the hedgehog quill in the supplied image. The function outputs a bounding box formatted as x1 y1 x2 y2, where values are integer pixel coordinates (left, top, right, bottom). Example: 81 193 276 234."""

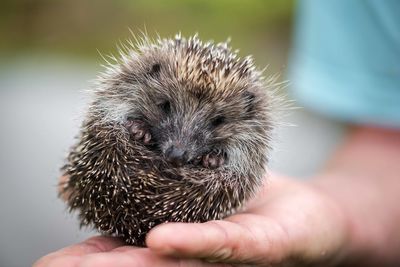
61 34 279 246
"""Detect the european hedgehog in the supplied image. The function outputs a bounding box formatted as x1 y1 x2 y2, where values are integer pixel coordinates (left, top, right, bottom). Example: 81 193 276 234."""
61 34 278 246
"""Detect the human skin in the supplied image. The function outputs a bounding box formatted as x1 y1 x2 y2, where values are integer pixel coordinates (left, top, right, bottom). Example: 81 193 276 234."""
33 126 400 267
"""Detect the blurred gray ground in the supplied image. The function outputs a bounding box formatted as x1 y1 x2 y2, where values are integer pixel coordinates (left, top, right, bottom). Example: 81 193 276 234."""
0 57 346 267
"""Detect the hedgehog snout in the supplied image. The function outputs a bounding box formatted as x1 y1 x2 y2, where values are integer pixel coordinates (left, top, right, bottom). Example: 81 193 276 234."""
164 143 188 167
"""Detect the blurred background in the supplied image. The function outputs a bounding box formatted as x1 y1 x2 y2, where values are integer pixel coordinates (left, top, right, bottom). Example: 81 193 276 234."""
0 1 346 266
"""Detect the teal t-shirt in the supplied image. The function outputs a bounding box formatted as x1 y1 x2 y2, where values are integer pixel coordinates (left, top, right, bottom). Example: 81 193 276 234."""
289 0 400 128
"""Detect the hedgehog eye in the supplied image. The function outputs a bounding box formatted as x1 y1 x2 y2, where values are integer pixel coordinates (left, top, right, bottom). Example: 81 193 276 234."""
149 63 161 78
158 100 171 115
211 115 225 128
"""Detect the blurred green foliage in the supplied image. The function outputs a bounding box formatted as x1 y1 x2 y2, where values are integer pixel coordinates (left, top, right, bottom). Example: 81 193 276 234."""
1 0 294 69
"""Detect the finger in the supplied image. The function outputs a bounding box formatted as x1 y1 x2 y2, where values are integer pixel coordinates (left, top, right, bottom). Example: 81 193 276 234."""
146 216 292 265
33 236 125 267
79 248 231 267
33 255 81 267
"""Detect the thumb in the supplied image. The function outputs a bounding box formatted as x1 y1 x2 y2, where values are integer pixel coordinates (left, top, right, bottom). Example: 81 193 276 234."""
146 216 293 265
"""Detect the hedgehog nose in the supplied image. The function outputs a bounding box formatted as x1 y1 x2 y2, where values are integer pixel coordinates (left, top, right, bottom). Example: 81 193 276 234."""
165 145 188 167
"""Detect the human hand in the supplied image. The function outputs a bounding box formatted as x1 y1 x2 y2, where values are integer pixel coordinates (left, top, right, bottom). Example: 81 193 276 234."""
34 174 350 267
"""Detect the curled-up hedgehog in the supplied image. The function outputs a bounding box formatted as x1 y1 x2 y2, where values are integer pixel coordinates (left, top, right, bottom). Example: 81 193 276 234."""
61 33 279 246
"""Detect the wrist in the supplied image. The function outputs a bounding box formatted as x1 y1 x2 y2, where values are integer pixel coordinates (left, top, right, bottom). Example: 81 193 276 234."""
306 177 354 266
309 125 400 266
308 176 370 266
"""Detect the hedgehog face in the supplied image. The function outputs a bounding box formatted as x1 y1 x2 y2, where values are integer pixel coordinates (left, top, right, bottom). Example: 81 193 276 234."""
120 79 267 171
148 97 218 167
142 89 230 168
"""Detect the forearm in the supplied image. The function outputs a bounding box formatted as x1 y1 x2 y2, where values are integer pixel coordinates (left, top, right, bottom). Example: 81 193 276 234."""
311 126 400 266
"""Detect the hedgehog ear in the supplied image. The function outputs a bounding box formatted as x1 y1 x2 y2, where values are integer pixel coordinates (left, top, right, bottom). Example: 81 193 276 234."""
243 91 256 114
148 63 161 78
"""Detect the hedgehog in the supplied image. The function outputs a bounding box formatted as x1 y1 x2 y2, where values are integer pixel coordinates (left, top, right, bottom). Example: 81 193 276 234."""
61 33 278 246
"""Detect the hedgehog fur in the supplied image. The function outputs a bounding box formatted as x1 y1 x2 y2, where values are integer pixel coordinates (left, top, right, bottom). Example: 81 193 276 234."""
61 33 278 246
